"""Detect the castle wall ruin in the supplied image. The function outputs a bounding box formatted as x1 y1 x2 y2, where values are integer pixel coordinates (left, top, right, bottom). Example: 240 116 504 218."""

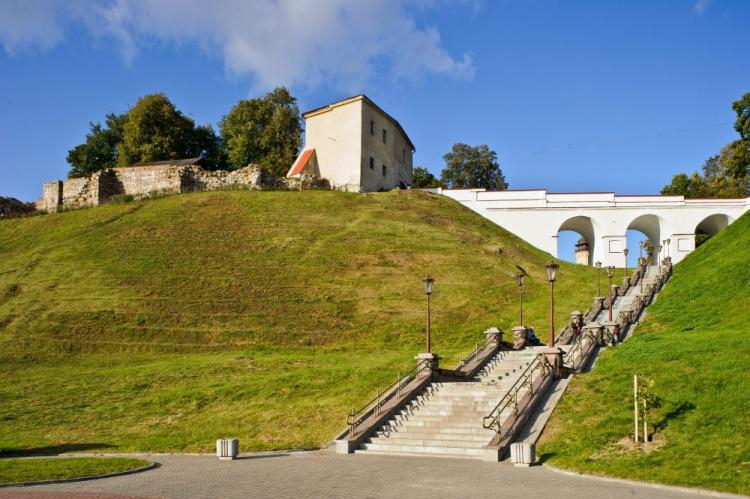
36 163 264 213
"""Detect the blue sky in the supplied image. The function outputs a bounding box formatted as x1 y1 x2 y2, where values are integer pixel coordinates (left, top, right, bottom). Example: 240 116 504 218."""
1 0 748 262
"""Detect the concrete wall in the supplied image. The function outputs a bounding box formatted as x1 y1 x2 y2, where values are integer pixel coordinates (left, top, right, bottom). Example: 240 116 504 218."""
305 100 363 191
360 100 413 192
432 188 750 265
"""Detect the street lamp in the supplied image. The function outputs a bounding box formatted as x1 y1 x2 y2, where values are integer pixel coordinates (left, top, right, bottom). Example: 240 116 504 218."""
666 238 671 259
639 240 644 262
545 262 559 346
657 244 663 267
513 273 525 326
623 248 629 278
595 261 602 297
607 265 615 322
423 274 435 353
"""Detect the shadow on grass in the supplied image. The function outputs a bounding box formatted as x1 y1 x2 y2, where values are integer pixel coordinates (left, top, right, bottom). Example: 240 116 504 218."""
538 452 557 463
654 401 696 432
0 443 116 457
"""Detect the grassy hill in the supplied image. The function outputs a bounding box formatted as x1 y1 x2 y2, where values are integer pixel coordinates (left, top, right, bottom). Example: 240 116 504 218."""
0 190 596 454
539 211 750 495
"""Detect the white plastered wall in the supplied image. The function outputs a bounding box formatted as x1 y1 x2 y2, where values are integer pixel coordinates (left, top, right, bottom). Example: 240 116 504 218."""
304 100 363 191
431 189 749 266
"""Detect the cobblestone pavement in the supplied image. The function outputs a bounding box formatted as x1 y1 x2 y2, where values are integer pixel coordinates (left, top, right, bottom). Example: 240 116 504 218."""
1 450 736 499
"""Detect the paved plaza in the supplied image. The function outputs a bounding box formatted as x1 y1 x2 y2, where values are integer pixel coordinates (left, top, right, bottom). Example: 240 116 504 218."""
1 450 741 499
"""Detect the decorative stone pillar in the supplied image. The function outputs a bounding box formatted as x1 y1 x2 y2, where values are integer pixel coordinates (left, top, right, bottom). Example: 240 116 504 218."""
512 326 528 350
583 323 603 344
602 321 620 345
540 347 563 380
484 326 503 345
415 352 440 378
619 277 629 295
607 285 619 308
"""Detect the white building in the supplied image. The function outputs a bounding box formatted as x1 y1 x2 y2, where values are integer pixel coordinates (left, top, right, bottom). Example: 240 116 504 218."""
287 95 414 192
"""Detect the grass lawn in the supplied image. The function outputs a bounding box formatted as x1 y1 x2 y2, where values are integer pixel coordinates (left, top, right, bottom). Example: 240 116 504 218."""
0 190 597 453
0 457 149 484
538 211 750 495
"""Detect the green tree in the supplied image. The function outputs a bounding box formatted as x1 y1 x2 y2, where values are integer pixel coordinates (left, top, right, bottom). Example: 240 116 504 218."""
660 172 692 196
189 125 227 171
732 92 750 140
661 91 749 198
66 113 127 178
220 87 302 176
440 144 508 190
117 93 207 167
411 166 441 188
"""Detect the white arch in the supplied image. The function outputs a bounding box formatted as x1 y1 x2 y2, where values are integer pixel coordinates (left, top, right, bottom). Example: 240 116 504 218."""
558 216 597 265
433 188 749 266
626 213 664 264
695 213 732 236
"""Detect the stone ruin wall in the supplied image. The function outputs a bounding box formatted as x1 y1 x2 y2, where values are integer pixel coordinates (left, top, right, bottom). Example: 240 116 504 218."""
36 164 266 213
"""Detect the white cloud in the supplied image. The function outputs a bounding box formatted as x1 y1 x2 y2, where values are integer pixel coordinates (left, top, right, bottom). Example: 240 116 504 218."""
0 0 474 91
0 0 66 54
693 0 711 15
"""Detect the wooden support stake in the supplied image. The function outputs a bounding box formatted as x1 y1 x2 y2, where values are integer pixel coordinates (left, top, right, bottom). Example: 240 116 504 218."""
633 374 639 443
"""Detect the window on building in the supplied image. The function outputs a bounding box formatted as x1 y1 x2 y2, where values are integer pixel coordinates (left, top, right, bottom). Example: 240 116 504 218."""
382 164 387 176
382 129 387 144
402 148 405 162
369 157 374 170
370 120 375 135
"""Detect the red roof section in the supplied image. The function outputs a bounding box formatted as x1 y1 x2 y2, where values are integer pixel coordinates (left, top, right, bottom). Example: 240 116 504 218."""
287 148 315 177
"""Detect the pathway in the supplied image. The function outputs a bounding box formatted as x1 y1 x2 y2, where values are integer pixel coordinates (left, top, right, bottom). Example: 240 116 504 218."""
1 452 737 499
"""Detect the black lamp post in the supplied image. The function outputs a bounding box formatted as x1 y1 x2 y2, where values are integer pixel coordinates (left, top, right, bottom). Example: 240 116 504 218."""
623 248 629 278
595 261 602 296
545 262 559 346
423 275 434 353
607 265 615 322
513 273 525 326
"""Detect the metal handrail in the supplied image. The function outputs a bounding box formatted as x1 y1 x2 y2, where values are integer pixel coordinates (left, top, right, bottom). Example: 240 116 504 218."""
346 359 431 436
482 354 550 434
562 329 597 370
456 334 497 371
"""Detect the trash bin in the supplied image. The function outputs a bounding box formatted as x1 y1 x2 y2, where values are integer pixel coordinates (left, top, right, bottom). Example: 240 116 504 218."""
510 442 535 466
216 438 239 460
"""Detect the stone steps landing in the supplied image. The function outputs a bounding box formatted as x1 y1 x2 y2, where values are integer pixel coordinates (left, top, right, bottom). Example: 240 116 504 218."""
354 350 538 460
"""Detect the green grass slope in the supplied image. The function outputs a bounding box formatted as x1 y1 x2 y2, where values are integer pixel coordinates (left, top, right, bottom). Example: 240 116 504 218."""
0 190 596 454
539 211 750 495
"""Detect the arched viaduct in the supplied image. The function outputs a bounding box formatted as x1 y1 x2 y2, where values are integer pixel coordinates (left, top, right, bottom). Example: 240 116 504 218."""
431 189 749 266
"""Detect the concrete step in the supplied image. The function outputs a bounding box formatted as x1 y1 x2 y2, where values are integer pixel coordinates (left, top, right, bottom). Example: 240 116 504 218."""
368 435 488 448
374 431 492 442
398 411 486 419
353 449 479 460
394 419 486 429
358 442 486 457
379 426 495 437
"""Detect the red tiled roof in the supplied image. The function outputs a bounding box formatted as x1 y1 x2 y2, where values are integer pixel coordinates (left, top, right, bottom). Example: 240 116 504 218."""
287 148 315 177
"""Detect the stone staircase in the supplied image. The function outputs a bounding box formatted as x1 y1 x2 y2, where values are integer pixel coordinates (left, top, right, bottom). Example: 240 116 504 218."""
354 349 542 459
595 265 657 322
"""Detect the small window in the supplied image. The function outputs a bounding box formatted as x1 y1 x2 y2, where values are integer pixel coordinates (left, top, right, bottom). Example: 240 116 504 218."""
369 157 374 170
382 164 387 176
370 120 375 135
402 148 405 161
382 128 387 144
